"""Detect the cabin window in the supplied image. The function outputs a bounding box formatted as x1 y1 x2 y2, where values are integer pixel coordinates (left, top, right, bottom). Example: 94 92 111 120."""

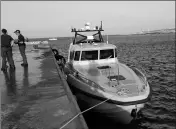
74 51 80 61
100 49 114 59
115 48 117 57
81 50 98 60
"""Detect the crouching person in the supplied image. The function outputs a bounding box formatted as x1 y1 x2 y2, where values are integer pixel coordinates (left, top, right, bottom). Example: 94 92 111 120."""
52 49 66 72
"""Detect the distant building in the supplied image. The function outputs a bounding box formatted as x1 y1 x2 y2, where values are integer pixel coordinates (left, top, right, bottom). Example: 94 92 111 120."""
141 28 175 34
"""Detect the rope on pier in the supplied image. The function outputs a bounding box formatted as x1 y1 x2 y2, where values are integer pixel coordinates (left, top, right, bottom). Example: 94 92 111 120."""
59 94 116 129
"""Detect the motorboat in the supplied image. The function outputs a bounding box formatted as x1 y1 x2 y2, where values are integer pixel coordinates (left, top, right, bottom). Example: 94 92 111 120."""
63 22 152 124
49 37 57 41
33 41 50 49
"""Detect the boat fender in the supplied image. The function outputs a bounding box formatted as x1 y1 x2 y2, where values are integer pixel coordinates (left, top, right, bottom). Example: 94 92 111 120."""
64 67 71 75
136 110 143 119
131 108 137 119
73 71 78 77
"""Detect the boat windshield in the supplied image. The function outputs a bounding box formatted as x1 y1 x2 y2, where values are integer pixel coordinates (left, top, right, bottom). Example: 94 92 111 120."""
100 49 114 59
81 50 98 60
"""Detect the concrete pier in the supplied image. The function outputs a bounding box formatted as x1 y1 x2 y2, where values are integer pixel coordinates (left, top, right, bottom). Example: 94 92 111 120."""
1 45 88 129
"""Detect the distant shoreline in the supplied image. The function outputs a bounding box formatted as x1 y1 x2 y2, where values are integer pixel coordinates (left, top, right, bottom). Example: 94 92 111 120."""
28 32 175 41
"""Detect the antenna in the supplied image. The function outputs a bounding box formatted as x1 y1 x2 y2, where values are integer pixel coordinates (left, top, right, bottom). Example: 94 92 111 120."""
70 26 73 42
107 34 108 44
100 21 102 30
117 63 119 85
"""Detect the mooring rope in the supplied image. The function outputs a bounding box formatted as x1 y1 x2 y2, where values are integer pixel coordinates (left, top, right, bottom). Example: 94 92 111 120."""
59 94 117 129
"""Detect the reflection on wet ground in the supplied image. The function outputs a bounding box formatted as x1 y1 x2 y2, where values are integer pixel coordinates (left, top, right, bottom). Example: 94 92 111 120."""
1 45 87 129
1 69 17 104
1 45 45 105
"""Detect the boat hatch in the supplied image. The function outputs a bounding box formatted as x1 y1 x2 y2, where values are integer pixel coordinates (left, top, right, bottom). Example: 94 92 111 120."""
107 75 126 81
97 66 111 69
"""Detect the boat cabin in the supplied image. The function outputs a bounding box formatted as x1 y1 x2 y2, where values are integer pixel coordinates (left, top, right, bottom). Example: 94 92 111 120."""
68 22 117 63
68 43 117 62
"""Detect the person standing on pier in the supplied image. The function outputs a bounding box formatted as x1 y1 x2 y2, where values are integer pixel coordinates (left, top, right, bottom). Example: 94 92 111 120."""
14 30 28 67
1 29 15 71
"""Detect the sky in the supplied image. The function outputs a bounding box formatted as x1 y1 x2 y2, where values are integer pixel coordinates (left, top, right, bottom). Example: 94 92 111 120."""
1 1 175 38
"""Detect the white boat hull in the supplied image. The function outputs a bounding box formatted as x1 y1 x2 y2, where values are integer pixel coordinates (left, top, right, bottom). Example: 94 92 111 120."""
66 74 148 124
74 92 144 124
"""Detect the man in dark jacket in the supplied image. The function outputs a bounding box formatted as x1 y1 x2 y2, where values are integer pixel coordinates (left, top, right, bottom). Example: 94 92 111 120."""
14 30 28 66
53 49 66 72
1 29 15 71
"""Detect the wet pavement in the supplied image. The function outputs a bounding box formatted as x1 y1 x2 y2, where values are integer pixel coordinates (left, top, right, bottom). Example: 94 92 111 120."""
1 45 88 129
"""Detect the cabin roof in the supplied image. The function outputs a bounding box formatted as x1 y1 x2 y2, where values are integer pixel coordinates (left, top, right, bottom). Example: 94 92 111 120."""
70 43 116 51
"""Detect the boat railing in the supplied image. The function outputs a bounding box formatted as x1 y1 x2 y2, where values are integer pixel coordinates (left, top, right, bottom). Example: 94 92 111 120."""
71 29 104 33
130 66 147 87
127 64 147 74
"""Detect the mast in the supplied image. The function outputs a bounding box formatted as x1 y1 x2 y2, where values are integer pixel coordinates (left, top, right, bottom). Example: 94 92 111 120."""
107 34 108 44
100 21 102 30
71 22 104 44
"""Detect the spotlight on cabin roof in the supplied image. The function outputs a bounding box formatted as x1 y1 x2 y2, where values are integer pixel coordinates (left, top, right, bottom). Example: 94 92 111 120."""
87 36 94 40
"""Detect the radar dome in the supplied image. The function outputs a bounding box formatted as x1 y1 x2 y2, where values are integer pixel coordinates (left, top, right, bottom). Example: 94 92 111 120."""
85 22 90 26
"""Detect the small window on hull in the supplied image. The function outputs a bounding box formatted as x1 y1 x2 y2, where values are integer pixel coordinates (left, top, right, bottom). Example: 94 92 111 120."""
100 49 114 59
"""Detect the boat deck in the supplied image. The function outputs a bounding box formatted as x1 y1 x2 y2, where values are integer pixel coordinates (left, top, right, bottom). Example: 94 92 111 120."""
1 45 88 129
